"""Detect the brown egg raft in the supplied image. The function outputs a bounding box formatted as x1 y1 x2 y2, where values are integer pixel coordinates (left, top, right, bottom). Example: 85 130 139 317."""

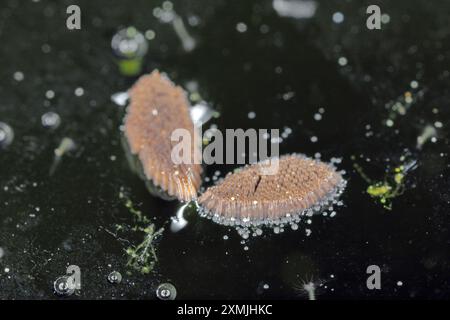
123 71 202 202
197 154 346 238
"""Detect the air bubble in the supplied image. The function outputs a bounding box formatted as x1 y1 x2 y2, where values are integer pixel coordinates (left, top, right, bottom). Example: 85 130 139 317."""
53 275 76 296
156 283 177 300
41 112 61 129
107 271 122 284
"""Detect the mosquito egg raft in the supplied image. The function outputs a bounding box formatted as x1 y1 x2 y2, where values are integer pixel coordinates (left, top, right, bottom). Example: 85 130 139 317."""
198 154 346 237
123 71 203 202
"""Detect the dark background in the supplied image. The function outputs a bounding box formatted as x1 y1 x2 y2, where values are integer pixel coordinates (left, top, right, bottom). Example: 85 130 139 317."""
0 0 449 299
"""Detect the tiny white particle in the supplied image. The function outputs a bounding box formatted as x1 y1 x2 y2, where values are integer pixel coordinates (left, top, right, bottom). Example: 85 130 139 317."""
248 111 256 119
13 71 24 82
74 87 84 96
236 22 248 33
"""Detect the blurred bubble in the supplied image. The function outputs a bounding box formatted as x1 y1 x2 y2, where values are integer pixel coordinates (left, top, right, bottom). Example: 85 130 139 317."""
0 122 14 148
53 275 76 296
41 112 61 129
156 283 177 300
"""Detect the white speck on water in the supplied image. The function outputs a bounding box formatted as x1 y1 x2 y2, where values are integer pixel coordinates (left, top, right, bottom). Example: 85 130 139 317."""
4 267 10 273
223 235 229 240
13 71 24 82
434 121 443 128
386 119 394 127
381 13 390 24
145 30 156 40
431 137 437 143
45 90 55 99
332 12 344 24
263 283 269 289
397 281 403 286
410 80 419 89
338 56 348 66
152 109 158 116
110 155 117 161
236 22 248 33
74 87 84 96
248 111 256 119
313 113 322 121
310 136 318 143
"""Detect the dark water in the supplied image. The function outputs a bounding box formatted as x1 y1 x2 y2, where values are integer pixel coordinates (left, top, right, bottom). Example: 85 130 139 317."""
0 0 449 299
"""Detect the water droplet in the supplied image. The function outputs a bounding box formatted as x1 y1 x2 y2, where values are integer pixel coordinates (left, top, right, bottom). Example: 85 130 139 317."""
53 275 76 296
156 283 177 300
0 122 14 149
107 271 122 284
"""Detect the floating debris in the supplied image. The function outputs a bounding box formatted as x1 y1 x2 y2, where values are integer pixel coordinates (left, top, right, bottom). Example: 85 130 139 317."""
353 155 417 210
384 89 425 127
293 277 324 300
50 137 76 175
111 26 149 76
198 154 346 237
111 91 129 107
123 71 203 202
273 0 317 19
107 271 122 284
125 223 164 274
417 124 437 149
154 3 196 52
156 283 177 300
0 122 14 149
170 202 190 232
190 101 214 127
